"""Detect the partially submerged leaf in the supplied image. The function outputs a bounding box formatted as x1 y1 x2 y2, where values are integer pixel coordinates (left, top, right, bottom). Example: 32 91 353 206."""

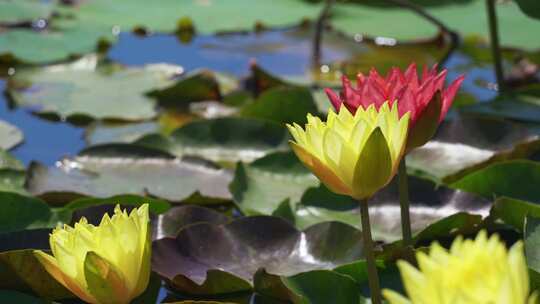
8 60 181 120
137 118 289 164
26 145 233 203
0 120 23 150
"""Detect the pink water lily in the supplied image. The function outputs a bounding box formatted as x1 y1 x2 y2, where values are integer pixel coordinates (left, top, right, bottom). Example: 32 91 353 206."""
325 63 465 150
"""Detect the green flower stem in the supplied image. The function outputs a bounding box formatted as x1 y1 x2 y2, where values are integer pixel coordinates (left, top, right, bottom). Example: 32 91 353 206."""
398 159 412 246
486 0 505 92
359 198 382 304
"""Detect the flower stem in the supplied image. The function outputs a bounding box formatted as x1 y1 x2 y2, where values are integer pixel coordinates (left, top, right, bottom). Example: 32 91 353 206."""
398 159 412 246
359 199 382 304
485 0 505 93
312 0 334 68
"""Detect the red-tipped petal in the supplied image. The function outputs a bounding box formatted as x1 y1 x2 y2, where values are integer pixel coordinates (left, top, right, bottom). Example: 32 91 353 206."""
440 74 465 121
404 62 419 89
433 69 448 91
356 72 366 88
325 88 343 111
398 88 418 123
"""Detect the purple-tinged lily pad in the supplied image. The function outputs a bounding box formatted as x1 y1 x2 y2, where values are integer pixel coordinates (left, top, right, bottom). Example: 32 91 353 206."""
152 215 363 295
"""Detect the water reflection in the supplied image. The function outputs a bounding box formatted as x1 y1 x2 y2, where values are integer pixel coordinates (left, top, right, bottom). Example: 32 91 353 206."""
0 80 85 165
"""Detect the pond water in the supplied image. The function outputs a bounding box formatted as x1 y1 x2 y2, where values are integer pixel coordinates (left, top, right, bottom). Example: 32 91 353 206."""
2 28 498 166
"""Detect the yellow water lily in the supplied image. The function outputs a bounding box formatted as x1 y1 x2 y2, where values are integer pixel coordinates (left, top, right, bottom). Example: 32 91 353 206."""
287 102 410 200
384 230 538 304
34 204 151 304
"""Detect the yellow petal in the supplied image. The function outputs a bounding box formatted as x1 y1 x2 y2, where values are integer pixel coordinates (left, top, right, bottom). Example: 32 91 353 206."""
351 127 393 199
84 251 130 304
290 142 351 196
383 289 412 304
34 250 97 303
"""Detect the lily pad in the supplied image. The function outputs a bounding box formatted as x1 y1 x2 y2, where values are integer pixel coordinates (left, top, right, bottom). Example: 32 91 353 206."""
515 0 540 20
0 229 72 300
150 69 238 107
330 0 540 50
281 270 364 304
154 205 230 240
0 192 67 233
0 150 23 170
0 168 27 195
407 115 540 183
525 215 540 274
59 0 322 34
230 151 319 216
64 194 171 215
26 144 233 203
7 59 181 120
232 151 490 242
137 118 290 164
0 120 23 150
0 0 55 25
152 215 363 295
490 197 540 231
85 121 160 146
240 86 319 124
0 250 73 300
0 290 48 304
451 160 540 203
0 23 115 64
461 94 540 123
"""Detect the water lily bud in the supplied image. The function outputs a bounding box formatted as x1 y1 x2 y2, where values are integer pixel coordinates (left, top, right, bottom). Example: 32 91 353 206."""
325 63 464 151
384 230 538 304
34 204 151 304
287 102 409 200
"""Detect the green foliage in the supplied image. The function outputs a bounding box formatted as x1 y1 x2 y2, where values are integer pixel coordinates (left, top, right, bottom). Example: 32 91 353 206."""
515 0 540 20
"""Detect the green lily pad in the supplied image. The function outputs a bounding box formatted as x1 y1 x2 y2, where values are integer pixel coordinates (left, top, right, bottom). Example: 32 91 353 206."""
64 194 171 215
0 169 27 195
59 0 322 33
525 215 540 274
232 151 490 242
26 144 233 203
515 0 540 20
137 118 290 164
451 160 540 203
0 0 55 25
0 192 68 233
0 120 23 150
7 59 181 120
230 151 319 215
85 121 160 146
0 150 23 170
153 214 363 295
281 270 364 304
490 197 540 232
150 69 238 107
331 0 540 50
0 22 115 64
461 94 540 123
0 250 72 300
240 86 319 124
